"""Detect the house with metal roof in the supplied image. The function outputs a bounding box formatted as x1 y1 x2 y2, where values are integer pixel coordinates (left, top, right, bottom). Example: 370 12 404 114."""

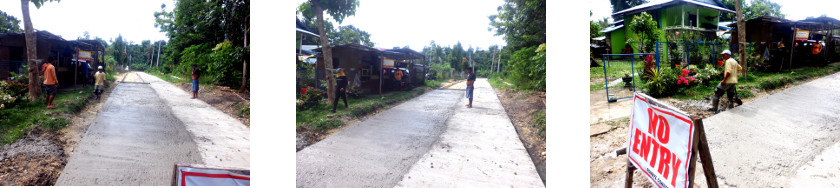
601 0 735 54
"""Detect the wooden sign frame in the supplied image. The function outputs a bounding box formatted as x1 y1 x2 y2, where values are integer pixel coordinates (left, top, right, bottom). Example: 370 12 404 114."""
624 117 718 188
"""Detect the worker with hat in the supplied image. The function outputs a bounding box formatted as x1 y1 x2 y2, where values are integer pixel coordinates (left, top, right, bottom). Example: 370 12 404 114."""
712 50 743 112
94 65 106 100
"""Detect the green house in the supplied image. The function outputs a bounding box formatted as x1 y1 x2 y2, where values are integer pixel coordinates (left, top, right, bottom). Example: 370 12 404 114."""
601 0 735 54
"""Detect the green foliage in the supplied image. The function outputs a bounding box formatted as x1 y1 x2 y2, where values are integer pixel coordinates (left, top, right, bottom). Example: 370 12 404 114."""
644 68 679 97
0 10 23 33
154 0 249 87
758 76 792 90
609 0 647 15
590 21 602 40
720 0 785 21
532 109 546 136
36 115 69 130
332 25 374 47
297 86 326 110
0 80 28 97
507 44 546 91
627 12 660 53
208 41 246 87
489 0 545 50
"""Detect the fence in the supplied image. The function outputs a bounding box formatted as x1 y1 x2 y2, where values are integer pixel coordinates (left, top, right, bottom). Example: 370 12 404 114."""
601 53 653 102
296 69 325 95
655 41 757 70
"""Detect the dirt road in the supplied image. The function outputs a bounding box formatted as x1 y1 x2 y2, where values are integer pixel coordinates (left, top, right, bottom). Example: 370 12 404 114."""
699 72 840 187
55 72 249 185
296 78 543 187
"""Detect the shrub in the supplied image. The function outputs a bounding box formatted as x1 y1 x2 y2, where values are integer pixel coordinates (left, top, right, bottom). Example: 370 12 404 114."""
508 43 546 91
758 76 792 90
0 80 28 97
644 68 679 97
297 86 325 109
532 110 546 136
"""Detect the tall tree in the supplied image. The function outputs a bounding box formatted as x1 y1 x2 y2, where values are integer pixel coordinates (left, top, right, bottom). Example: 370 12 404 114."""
21 0 60 100
735 0 747 76
609 0 647 18
489 0 545 50
300 0 358 102
333 25 374 47
720 0 784 21
0 10 24 33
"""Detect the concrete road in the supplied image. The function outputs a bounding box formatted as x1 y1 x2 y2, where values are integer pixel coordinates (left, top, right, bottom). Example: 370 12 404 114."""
296 78 543 187
700 72 840 187
56 72 249 185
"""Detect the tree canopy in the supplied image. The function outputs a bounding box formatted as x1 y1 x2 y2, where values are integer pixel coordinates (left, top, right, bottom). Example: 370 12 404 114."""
609 0 647 17
153 0 250 88
720 0 785 21
488 0 546 91
0 10 23 33
489 0 545 50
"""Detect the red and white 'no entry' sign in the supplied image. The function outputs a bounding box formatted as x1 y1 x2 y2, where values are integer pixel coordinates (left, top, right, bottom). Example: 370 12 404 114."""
627 93 695 188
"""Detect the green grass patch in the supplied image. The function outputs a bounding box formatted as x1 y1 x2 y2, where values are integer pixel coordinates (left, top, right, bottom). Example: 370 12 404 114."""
590 60 644 79
424 79 445 88
296 86 429 131
0 86 94 145
532 109 546 136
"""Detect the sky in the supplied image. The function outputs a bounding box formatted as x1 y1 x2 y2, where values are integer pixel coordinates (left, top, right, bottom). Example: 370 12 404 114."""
295 0 507 52
590 0 840 23
0 0 172 44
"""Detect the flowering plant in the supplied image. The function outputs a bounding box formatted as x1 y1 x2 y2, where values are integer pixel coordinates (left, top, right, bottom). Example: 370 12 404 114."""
676 68 696 86
297 86 325 109
0 94 15 109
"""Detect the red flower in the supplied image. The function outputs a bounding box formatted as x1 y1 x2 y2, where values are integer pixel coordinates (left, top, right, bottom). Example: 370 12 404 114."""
682 69 689 76
301 88 307 95
689 77 696 82
717 61 723 67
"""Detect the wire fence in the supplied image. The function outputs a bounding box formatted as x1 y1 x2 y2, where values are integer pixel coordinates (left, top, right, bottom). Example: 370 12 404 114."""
601 53 653 102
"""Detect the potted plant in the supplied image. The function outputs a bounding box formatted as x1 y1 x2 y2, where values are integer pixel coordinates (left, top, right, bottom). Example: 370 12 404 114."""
621 71 634 87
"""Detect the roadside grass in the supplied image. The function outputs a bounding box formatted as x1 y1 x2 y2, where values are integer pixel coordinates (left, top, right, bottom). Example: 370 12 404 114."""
0 85 95 145
669 62 840 100
424 79 445 88
532 109 546 136
488 74 515 91
144 69 213 84
296 86 429 131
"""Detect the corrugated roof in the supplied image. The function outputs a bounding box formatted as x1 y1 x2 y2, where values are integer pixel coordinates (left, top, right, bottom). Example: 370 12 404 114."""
613 0 734 17
600 24 624 33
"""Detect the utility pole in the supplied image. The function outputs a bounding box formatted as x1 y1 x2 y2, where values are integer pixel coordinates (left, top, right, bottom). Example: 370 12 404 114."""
156 41 161 67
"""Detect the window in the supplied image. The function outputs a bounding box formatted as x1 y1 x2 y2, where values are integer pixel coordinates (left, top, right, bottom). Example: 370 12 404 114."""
688 14 697 27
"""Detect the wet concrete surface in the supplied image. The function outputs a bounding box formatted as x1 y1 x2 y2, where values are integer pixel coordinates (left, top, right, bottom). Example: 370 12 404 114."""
590 89 633 124
56 77 201 185
56 72 249 185
136 72 249 169
395 79 544 187
296 79 542 187
700 72 840 187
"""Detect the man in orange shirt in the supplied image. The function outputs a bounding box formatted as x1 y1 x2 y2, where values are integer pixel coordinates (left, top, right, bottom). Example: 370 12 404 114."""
42 57 59 109
394 69 403 90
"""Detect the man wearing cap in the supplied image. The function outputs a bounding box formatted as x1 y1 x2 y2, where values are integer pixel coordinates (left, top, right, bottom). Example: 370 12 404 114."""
94 66 106 100
712 50 743 112
330 66 348 113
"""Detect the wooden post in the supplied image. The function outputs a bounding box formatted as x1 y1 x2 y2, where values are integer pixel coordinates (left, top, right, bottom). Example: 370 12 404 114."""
695 118 719 187
625 160 635 188
790 25 796 71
